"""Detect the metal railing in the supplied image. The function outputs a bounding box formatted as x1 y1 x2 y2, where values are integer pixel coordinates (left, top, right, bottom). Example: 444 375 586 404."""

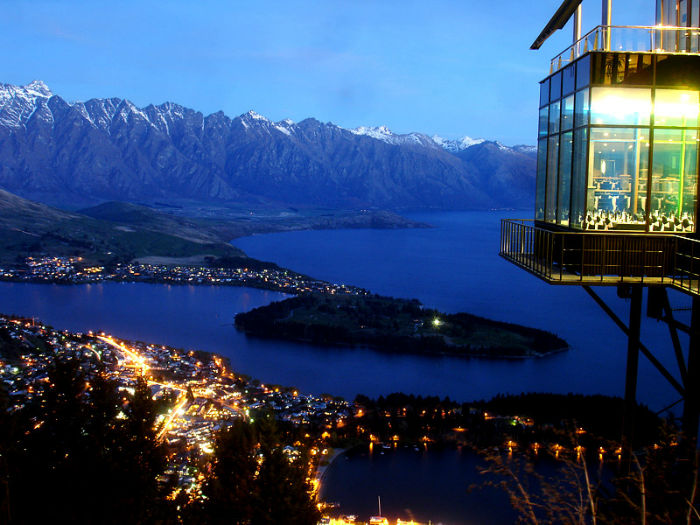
500 219 700 295
550 25 700 73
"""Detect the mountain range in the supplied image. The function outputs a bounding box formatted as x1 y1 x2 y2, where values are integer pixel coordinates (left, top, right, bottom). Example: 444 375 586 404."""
0 81 535 211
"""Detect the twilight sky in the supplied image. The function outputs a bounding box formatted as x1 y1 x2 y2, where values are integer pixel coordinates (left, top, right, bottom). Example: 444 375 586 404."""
1 0 651 145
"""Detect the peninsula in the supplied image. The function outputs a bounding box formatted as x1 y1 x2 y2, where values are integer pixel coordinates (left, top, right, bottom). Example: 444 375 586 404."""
234 294 568 358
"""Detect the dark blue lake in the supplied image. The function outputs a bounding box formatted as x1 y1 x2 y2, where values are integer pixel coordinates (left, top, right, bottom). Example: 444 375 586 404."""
0 211 686 411
319 446 514 525
236 210 688 413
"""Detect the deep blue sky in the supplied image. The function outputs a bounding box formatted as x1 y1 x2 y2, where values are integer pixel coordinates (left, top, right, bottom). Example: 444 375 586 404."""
2 0 650 145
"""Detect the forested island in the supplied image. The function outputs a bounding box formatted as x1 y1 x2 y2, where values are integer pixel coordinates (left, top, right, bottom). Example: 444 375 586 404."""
234 294 568 358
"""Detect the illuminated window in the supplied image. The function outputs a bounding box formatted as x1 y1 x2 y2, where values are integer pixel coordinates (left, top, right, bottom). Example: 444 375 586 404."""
590 87 651 126
586 128 649 230
649 129 698 232
654 89 699 128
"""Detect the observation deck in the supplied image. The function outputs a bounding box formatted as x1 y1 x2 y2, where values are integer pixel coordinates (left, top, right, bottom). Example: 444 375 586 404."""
550 24 700 73
500 218 700 295
508 0 700 446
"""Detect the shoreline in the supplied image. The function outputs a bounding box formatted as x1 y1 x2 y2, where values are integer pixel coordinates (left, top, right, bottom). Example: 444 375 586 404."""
315 447 350 494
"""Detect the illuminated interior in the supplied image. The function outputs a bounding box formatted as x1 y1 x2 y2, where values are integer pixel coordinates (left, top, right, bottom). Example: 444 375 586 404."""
536 51 700 233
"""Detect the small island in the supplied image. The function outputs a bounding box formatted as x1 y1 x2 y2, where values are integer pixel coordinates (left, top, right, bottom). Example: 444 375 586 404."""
234 293 568 358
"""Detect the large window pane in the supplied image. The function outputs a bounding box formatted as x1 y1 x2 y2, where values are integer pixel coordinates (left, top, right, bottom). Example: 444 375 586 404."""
562 64 575 96
551 72 562 101
561 95 575 131
576 55 590 90
650 129 698 232
654 89 700 128
571 128 588 228
545 135 559 222
558 132 573 225
587 128 649 230
575 89 589 128
540 79 550 107
539 107 549 138
536 139 547 220
549 101 561 135
590 87 651 126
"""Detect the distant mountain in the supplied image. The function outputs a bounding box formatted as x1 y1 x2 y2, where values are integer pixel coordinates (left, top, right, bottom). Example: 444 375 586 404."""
0 81 535 210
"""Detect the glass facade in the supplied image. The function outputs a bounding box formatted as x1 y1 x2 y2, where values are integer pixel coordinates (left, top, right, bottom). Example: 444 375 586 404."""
535 51 700 233
587 128 649 229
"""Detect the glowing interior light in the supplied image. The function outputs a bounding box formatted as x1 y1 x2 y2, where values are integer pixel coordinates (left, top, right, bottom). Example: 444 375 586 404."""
654 90 699 122
590 87 652 125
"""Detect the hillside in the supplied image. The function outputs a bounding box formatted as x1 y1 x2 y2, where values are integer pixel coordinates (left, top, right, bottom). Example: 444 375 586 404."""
0 190 244 265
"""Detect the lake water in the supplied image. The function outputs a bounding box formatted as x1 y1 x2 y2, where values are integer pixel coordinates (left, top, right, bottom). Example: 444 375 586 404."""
319 446 514 525
0 211 687 410
236 210 688 413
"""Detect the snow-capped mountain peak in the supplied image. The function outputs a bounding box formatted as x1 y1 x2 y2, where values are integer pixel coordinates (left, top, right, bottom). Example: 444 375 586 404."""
243 110 269 121
350 125 394 140
350 125 437 148
432 134 486 153
0 81 55 129
25 80 52 98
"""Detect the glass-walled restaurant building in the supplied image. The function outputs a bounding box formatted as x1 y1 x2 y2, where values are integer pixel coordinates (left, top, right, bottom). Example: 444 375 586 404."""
537 32 700 234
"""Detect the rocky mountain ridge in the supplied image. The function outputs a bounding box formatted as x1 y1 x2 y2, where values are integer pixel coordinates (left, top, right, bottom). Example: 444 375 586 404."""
0 81 535 210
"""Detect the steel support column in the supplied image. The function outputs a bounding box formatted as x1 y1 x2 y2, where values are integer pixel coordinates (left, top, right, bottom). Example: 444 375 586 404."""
682 296 700 445
622 285 643 446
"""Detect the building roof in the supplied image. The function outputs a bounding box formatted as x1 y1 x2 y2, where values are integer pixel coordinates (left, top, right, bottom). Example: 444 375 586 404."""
531 0 584 49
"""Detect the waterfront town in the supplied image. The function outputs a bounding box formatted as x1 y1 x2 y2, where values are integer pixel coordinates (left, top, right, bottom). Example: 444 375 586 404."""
0 256 369 296
0 315 352 513
2 312 472 524
1 310 668 524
